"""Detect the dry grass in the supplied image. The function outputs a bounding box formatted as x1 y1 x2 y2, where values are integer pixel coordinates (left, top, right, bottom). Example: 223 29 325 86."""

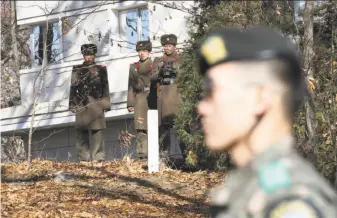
1 159 225 218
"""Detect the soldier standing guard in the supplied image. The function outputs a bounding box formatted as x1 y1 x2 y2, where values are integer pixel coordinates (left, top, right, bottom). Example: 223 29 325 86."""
151 34 186 161
127 40 153 159
197 27 337 217
69 44 111 162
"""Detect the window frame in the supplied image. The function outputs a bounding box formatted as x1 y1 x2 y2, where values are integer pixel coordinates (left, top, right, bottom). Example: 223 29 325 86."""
29 18 64 68
118 6 150 53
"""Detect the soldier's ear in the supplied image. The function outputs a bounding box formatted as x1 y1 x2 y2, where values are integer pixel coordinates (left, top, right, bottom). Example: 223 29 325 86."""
251 85 271 117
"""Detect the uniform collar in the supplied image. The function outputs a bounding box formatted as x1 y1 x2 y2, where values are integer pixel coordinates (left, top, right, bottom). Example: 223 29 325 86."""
249 134 294 170
83 61 96 66
164 51 178 57
139 57 150 63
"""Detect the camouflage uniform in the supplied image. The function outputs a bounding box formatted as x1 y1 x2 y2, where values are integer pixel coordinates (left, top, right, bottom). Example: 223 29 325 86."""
127 41 153 159
210 136 337 217
69 44 111 162
151 34 186 160
197 27 337 217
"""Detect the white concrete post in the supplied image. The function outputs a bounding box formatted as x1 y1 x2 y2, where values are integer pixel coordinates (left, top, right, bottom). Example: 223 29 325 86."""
147 109 159 173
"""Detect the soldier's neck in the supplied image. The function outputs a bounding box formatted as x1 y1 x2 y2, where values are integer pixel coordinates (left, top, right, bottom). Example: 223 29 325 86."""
140 57 149 62
83 60 95 66
164 51 177 57
229 115 293 168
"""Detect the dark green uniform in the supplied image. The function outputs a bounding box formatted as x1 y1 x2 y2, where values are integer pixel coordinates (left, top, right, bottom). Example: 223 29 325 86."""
69 44 111 162
127 40 153 159
197 27 337 218
151 34 186 159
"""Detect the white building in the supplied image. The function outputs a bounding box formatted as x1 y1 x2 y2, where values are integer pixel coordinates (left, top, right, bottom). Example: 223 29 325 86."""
0 1 193 161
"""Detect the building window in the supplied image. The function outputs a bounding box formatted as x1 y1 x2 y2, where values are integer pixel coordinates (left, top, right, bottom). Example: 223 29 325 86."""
32 22 61 66
119 7 150 52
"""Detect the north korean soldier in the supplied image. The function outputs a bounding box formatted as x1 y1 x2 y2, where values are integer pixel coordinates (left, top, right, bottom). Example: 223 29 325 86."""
151 34 186 161
69 44 111 162
197 27 337 217
127 40 153 159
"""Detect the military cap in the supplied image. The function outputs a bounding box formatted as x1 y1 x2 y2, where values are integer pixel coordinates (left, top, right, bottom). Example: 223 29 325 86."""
136 40 152 52
161 34 177 46
81 44 97 56
198 26 302 77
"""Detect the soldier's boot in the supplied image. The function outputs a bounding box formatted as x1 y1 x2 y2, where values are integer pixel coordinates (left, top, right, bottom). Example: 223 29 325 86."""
91 129 105 162
179 140 187 160
76 129 91 162
136 130 148 160
159 125 171 160
168 140 188 167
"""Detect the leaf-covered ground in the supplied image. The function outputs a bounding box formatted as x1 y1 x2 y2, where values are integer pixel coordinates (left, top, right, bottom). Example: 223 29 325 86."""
1 159 225 218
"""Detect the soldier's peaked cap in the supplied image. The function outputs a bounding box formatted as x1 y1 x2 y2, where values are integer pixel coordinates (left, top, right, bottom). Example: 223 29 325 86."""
198 26 302 78
81 44 97 56
136 40 152 52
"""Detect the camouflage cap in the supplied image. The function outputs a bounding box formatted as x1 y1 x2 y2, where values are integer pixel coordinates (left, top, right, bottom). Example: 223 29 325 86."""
136 40 152 52
198 26 302 78
81 44 97 56
161 34 177 46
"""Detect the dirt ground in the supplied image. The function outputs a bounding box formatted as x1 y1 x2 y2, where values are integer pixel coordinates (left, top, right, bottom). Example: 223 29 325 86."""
1 159 225 218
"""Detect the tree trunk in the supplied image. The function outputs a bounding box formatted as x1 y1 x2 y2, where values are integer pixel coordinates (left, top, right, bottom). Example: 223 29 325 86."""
329 1 337 190
302 1 316 164
10 1 19 88
26 24 48 171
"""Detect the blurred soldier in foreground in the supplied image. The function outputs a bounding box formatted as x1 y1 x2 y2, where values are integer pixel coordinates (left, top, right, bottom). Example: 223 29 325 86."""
197 27 337 217
127 40 153 159
69 44 111 162
151 34 186 162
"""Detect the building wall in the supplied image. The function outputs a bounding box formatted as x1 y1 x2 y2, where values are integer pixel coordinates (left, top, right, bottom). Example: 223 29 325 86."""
16 1 145 25
21 118 183 162
12 0 192 115
1 1 191 161
22 119 135 162
17 1 192 106
1 1 192 131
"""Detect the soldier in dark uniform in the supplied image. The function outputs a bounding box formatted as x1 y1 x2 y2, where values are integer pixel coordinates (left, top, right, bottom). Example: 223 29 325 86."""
197 27 337 217
127 40 153 159
151 34 186 161
69 44 111 162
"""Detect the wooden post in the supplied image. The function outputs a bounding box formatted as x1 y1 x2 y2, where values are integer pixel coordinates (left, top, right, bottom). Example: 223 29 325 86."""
147 110 159 173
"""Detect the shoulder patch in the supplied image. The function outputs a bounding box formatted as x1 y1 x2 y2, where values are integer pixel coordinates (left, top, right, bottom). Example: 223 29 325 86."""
97 65 107 70
258 160 291 193
266 198 321 218
130 62 138 68
73 64 82 69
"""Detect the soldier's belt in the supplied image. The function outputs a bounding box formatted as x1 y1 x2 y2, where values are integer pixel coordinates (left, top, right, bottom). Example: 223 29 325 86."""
160 78 175 85
135 86 150 94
